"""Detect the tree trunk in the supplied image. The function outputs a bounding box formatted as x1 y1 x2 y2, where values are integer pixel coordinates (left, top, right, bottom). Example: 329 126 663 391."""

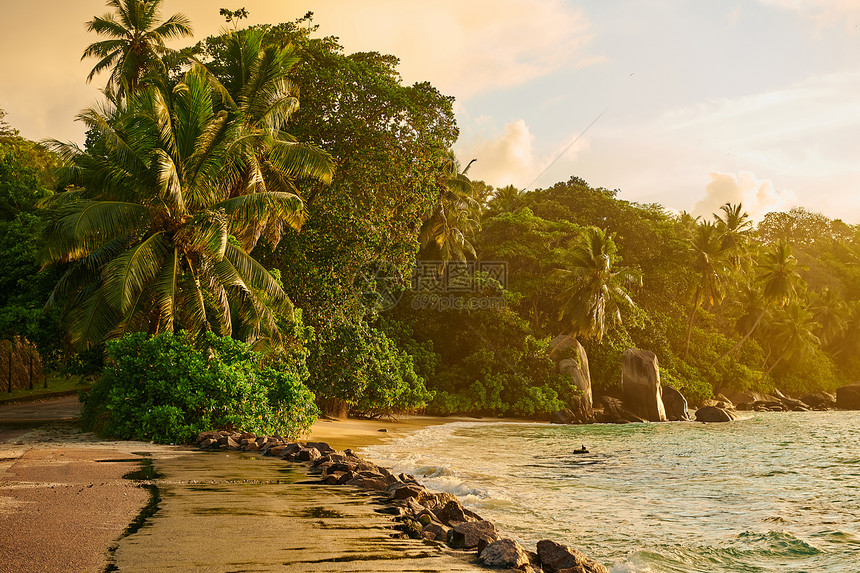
683 299 701 359
7 342 12 393
711 308 767 367
760 353 784 381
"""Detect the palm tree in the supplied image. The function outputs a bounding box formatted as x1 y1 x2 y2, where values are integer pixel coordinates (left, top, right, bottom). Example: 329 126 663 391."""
684 221 728 357
760 302 820 379
203 27 335 251
82 0 193 97
43 42 333 349
712 240 806 366
552 227 642 342
714 202 753 271
809 287 847 349
419 152 481 266
486 185 524 216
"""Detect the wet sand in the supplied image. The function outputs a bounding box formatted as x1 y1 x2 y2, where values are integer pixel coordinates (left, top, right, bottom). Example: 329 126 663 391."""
0 399 486 572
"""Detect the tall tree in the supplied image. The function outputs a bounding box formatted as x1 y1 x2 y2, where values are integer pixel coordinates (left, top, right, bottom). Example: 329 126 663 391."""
419 152 481 266
715 202 753 270
712 240 805 365
684 221 728 357
82 0 193 97
552 227 642 342
44 43 333 348
760 301 820 379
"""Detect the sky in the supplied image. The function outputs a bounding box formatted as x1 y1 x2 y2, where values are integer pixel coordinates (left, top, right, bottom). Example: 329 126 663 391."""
2 0 860 222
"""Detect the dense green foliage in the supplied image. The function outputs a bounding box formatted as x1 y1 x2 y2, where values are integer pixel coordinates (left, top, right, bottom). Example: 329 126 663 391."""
43 28 333 350
9 5 860 437
81 331 318 443
0 133 64 360
307 321 432 419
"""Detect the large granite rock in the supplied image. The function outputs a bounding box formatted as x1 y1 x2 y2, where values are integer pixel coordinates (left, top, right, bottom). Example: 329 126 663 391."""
598 396 647 424
554 335 594 422
662 386 692 421
801 391 836 410
836 384 860 410
621 348 667 422
695 405 736 422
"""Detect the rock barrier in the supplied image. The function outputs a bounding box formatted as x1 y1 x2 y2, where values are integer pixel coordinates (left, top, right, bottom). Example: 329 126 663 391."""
195 430 608 573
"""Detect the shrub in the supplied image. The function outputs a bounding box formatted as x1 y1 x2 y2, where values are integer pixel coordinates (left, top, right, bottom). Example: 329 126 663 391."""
306 322 434 418
80 331 318 443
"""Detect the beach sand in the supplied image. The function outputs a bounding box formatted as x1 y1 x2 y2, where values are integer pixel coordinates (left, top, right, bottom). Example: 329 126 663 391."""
0 402 484 573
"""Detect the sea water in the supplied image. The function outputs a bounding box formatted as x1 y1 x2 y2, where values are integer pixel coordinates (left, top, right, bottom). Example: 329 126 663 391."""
361 411 860 572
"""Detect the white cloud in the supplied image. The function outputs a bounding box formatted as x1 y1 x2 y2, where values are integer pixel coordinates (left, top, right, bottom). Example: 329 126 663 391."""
759 0 860 31
692 171 797 221
317 0 601 100
455 119 590 189
663 72 860 145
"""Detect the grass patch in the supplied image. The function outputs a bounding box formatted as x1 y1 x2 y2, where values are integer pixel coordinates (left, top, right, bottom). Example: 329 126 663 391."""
0 374 89 402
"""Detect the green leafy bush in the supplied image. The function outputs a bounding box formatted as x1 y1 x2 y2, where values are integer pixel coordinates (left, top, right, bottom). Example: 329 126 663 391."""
307 322 434 418
81 331 318 443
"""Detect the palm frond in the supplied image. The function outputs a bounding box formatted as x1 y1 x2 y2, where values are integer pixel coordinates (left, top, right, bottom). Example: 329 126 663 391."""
102 232 171 313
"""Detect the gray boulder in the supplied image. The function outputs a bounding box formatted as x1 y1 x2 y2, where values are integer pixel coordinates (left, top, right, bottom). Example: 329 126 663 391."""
621 349 667 422
555 337 594 422
662 386 692 421
836 384 860 410
695 405 736 422
800 392 836 409
550 408 577 424
599 396 647 423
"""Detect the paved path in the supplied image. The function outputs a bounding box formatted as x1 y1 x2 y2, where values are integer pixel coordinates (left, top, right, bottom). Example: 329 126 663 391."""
0 395 80 443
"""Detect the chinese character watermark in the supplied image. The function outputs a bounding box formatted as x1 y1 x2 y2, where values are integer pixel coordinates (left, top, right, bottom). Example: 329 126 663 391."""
354 260 507 312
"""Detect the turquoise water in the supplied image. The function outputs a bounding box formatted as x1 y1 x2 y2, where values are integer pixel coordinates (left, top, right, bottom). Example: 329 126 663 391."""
361 412 860 572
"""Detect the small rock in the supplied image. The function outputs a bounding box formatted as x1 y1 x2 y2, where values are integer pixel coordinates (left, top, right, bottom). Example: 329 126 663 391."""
346 476 390 491
422 521 450 542
399 518 423 539
695 406 735 423
303 441 335 455
294 447 321 462
479 538 530 569
448 520 500 549
391 484 426 501
434 499 479 526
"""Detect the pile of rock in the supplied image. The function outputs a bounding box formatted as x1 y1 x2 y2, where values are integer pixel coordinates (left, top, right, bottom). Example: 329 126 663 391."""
195 431 608 573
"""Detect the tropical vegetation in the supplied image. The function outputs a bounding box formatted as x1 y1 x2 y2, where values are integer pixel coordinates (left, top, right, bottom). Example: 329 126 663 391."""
2 5 860 442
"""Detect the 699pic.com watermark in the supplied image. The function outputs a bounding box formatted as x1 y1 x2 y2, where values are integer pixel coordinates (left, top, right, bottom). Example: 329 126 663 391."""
353 260 507 312
408 261 507 311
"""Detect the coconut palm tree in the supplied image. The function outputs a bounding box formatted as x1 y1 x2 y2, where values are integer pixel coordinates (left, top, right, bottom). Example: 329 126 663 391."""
712 240 805 366
715 202 753 272
809 287 847 349
202 27 336 250
82 0 193 97
552 227 642 342
43 45 333 349
419 152 481 266
486 185 524 216
684 221 729 357
760 302 820 379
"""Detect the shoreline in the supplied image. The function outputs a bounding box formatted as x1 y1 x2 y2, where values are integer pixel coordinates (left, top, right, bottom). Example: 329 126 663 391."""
4 403 844 572
0 410 514 573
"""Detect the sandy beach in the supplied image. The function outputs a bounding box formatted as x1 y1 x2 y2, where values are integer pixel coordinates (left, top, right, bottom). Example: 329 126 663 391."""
0 398 483 572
